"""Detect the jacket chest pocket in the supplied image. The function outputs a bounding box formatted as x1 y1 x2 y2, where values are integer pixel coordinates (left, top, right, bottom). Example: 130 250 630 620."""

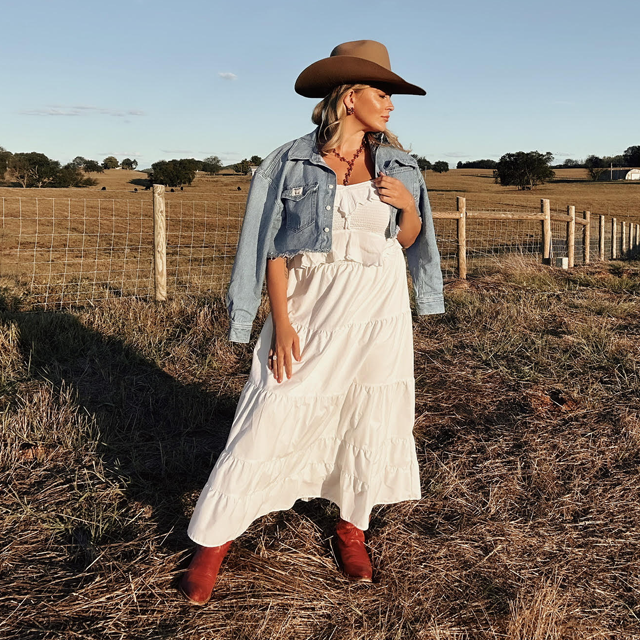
281 183 318 232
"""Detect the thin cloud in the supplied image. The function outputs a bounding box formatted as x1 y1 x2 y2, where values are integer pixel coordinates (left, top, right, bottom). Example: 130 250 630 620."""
20 105 146 117
160 149 193 154
218 72 237 81
219 154 241 164
98 151 144 158
444 152 469 158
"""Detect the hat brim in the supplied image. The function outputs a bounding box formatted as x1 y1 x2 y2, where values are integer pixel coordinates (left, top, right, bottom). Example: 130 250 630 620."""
295 56 426 98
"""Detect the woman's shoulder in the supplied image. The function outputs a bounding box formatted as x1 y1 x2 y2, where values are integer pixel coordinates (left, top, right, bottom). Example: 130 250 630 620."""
376 142 419 168
256 132 317 182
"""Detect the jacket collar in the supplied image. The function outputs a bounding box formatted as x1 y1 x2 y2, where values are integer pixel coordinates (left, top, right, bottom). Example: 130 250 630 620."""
289 130 324 163
288 129 418 169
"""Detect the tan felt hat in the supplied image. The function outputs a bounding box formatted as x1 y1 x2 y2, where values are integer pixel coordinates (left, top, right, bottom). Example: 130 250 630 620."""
295 40 426 98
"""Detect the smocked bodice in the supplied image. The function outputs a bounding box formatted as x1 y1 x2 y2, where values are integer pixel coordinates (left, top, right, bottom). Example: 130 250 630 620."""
288 181 397 269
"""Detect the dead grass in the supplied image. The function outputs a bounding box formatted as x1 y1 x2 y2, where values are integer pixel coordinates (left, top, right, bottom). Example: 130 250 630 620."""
1 166 638 219
1 260 640 638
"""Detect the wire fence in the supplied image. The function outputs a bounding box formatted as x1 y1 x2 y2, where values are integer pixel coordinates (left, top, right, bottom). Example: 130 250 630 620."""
1 193 639 309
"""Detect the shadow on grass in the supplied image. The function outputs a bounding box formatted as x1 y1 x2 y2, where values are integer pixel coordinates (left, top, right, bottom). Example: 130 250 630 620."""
0 294 235 552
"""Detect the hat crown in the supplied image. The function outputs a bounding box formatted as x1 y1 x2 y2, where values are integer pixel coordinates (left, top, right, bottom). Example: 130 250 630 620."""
330 40 392 72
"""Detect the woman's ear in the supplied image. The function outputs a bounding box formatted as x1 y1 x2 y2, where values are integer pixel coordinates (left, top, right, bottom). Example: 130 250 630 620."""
343 90 355 111
344 90 355 116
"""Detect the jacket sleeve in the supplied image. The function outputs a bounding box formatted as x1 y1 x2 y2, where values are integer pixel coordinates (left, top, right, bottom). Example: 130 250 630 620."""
226 172 282 342
405 169 445 315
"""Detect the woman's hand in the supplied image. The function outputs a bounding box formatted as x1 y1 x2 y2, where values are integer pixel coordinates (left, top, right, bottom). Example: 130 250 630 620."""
373 171 416 212
268 322 301 383
373 171 422 248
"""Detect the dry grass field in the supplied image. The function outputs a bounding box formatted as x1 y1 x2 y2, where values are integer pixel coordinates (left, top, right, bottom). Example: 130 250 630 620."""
1 167 639 218
426 168 640 220
1 258 640 639
1 166 640 638
1 167 639 308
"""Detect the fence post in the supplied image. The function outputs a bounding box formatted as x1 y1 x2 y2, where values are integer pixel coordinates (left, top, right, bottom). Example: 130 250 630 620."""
622 221 628 259
612 218 617 259
567 205 575 268
583 210 590 264
456 196 467 279
630 223 635 257
541 199 551 264
599 215 605 261
153 184 167 302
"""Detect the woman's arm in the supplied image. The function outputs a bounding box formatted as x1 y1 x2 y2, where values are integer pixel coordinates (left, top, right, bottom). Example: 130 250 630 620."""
396 203 422 248
266 257 301 383
373 172 421 248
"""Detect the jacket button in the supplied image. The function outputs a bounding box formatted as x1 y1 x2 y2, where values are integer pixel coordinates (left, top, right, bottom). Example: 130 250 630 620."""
328 184 334 189
325 205 331 210
323 227 330 233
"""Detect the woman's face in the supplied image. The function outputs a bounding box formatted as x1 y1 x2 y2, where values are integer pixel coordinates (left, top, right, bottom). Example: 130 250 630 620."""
348 86 394 132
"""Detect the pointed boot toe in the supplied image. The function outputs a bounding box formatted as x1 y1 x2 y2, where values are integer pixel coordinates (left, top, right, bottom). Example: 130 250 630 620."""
335 519 373 582
179 541 232 605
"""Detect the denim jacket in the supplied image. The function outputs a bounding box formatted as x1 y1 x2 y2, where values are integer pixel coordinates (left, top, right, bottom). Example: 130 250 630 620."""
227 130 444 343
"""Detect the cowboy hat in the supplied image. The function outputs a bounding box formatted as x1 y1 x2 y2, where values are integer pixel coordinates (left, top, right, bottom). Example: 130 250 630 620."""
295 40 426 98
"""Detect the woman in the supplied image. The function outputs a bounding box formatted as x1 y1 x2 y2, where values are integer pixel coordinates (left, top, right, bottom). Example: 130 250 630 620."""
180 40 444 605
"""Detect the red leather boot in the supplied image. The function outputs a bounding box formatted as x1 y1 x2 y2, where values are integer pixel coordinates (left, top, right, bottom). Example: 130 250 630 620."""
179 541 233 605
335 519 373 582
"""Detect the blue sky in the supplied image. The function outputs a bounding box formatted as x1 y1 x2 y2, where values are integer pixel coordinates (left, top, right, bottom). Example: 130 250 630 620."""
1 0 637 169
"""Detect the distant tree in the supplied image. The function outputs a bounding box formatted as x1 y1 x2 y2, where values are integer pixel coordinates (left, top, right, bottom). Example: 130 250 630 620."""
457 159 497 169
71 156 87 169
102 156 119 170
562 158 583 168
411 154 431 171
250 155 263 166
150 158 198 187
83 160 104 174
0 146 11 179
432 161 449 174
54 163 98 187
120 158 138 170
8 152 60 188
623 146 640 167
233 159 251 175
493 151 555 190
584 155 607 181
202 155 223 175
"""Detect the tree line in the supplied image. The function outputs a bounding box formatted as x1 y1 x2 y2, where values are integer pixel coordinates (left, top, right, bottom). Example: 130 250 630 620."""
3 143 637 191
410 155 450 173
566 146 640 181
0 145 262 189
454 145 640 190
0 147 143 188
148 156 264 187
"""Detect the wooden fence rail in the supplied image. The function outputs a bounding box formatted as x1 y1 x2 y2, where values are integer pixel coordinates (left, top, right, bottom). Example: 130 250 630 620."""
430 197 640 281
1 192 639 309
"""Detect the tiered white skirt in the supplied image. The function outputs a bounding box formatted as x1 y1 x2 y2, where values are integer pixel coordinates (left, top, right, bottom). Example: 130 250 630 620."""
188 237 420 547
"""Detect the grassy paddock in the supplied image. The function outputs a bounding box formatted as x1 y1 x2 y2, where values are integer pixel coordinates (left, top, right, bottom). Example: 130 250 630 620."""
1 258 640 639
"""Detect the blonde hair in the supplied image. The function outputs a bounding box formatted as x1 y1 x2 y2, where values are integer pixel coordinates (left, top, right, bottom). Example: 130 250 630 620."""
311 84 408 155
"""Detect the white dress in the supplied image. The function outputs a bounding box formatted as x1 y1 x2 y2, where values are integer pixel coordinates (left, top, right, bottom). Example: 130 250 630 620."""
188 180 421 547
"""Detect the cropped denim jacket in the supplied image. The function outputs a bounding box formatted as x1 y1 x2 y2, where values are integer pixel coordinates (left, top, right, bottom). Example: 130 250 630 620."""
227 130 444 343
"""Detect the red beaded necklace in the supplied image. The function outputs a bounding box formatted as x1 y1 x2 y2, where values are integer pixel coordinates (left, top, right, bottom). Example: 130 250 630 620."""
331 139 367 185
